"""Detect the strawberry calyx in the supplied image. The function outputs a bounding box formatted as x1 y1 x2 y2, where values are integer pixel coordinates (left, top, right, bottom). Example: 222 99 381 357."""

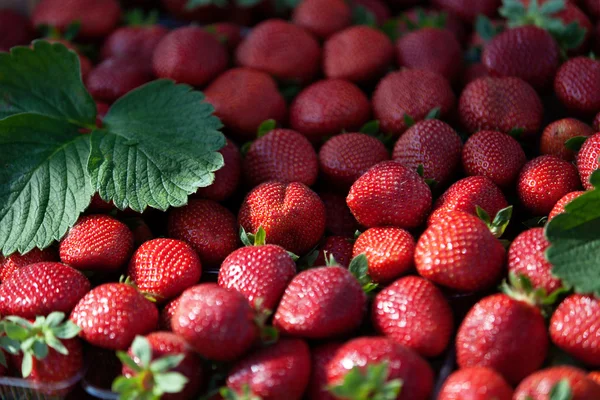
476 205 513 238
360 120 395 149
352 5 378 27
564 136 588 152
257 119 276 138
123 9 160 27
475 15 505 43
240 226 299 261
549 379 573 400
349 253 378 294
501 272 570 310
327 362 403 400
219 384 262 400
416 164 438 189
399 8 448 33
253 298 279 345
119 275 159 303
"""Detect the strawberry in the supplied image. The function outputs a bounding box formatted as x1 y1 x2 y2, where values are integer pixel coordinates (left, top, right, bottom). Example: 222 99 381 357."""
462 130 527 188
101 24 168 65
431 0 501 22
397 7 468 43
323 26 395 84
459 77 543 137
218 244 297 311
235 19 321 84
555 57 600 116
243 128 318 187
514 366 600 400
0 247 57 283
392 119 463 187
351 0 391 26
159 296 181 331
373 69 455 137
204 68 287 140
396 27 463 82
314 236 354 268
195 138 241 202
585 0 600 19
550 294 600 367
307 342 343 400
290 79 371 143
59 214 134 272
353 227 415 284
224 339 311 400
70 282 159 350
372 276 453 357
86 58 153 104
347 161 432 229
319 133 390 190
205 23 243 53
517 155 581 215
238 181 326 255
0 10 34 52
577 132 600 190
167 199 239 269
540 118 594 161
438 367 513 400
594 111 600 131
172 283 257 361
152 26 228 87
292 0 352 39
320 191 360 236
273 266 367 339
589 371 600 386
0 262 89 319
96 101 110 122
549 190 585 220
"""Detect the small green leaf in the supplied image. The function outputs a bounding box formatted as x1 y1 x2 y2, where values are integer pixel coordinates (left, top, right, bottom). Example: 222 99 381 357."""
150 354 185 373
403 113 415 128
155 372 189 394
240 226 253 247
327 362 402 400
21 352 33 378
117 351 143 373
287 251 299 262
352 5 377 27
348 254 378 293
0 350 6 368
31 340 49 360
52 320 81 339
475 206 491 225
45 333 68 355
549 379 573 400
380 19 399 42
508 127 524 138
44 312 65 328
416 164 425 177
360 120 380 135
0 336 20 354
3 322 29 341
131 336 152 367
539 0 566 15
489 206 513 238
254 227 267 246
565 136 588 152
475 15 496 42
257 119 276 138
63 21 82 41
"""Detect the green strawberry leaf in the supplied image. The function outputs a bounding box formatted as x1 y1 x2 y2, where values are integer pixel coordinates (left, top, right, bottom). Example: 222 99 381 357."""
220 385 262 400
257 119 276 138
539 0 566 15
131 336 152 367
352 5 377 27
564 136 588 152
549 379 572 400
425 107 441 120
187 0 228 9
124 9 160 26
349 253 378 294
360 120 381 135
327 362 402 400
403 114 415 128
380 18 399 42
508 127 525 138
475 15 497 42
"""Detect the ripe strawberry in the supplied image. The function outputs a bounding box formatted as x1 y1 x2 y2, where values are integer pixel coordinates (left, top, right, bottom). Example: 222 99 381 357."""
204 68 287 140
205 23 243 53
462 130 527 188
373 69 455 137
273 266 367 338
589 371 600 386
577 132 600 189
320 191 360 236
594 111 600 131
392 119 463 186
292 0 351 39
314 236 354 268
459 77 543 137
244 128 318 187
550 294 600 367
372 276 453 357
159 296 181 331
290 79 371 143
236 19 321 84
549 190 585 220
70 282 159 350
172 283 257 361
306 342 343 400
541 118 594 161
152 26 228 87
195 138 241 202
323 26 395 84
319 133 389 190
438 367 513 400
238 181 326 255
585 0 600 19
167 199 239 269
396 27 463 82
0 247 57 283
555 57 600 116
86 58 152 104
0 262 89 319
351 0 391 26
517 155 581 215
101 24 168 65
347 161 432 229
59 214 134 272
431 0 500 22
514 366 600 400
224 339 311 400
353 227 415 284
0 10 34 52
218 244 296 311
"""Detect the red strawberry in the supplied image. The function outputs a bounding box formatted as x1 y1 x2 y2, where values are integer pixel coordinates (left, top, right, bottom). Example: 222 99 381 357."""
589 371 600 386
290 79 371 143
70 282 159 350
594 111 600 131
218 244 296 311
86 58 153 103
459 77 543 137
577 132 600 190
0 10 34 52
273 266 367 339
204 68 287 140
517 155 581 215
319 133 390 190
373 69 455 137
351 0 391 25
514 366 600 400
224 339 311 400
292 0 352 39
540 118 594 161
244 128 318 187
59 214 134 272
323 26 395 84
347 161 432 229
396 27 463 82
392 119 463 186
205 23 243 53
167 199 239 269
307 342 343 400
314 236 354 268
555 57 600 116
159 296 181 331
0 262 89 319
95 101 110 122
0 247 57 283
372 276 453 357
195 138 241 202
320 191 360 237
101 24 168 65
549 190 586 220
172 283 257 361
353 227 415 284
236 19 321 84
585 0 600 19
438 367 513 400
238 181 326 255
550 294 600 367
152 26 228 86
431 0 500 22
462 130 527 188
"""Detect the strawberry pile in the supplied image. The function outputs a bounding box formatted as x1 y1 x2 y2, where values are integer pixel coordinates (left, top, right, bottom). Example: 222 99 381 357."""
0 0 600 399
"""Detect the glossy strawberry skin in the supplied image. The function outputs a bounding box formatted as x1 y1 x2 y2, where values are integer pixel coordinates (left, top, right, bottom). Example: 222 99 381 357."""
292 0 351 39
589 371 600 386
86 57 152 103
550 294 600 367
226 339 311 400
347 161 432 229
540 118 594 161
514 366 600 400
101 25 168 64
195 138 241 202
0 10 34 52
159 296 181 331
438 367 513 400
314 236 354 268
70 283 159 350
238 181 326 255
0 247 57 283
555 57 600 116
577 132 600 190
320 192 360 237
431 0 500 22
244 129 318 188
307 342 343 400
549 191 586 220
273 266 366 339
172 284 257 361
372 276 453 357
